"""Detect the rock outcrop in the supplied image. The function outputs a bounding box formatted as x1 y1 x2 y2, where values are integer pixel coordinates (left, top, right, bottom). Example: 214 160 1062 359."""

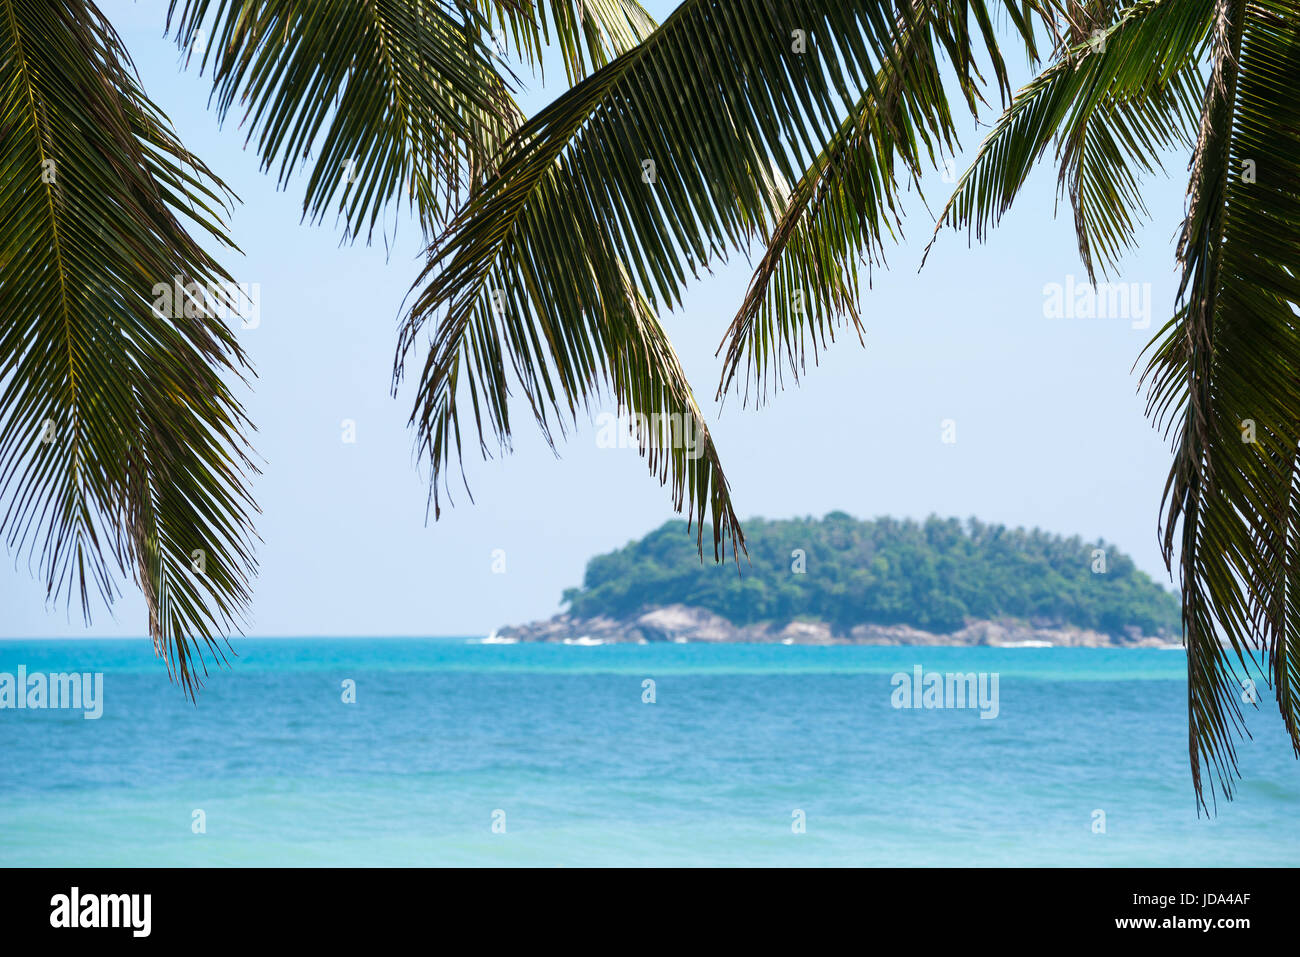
495 604 1175 647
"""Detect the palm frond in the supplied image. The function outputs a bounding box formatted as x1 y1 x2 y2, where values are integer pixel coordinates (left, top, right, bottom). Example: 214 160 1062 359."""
717 0 1045 404
164 1 657 241
0 0 258 694
930 0 1213 279
401 0 1057 556
394 179 744 559
165 0 525 240
1141 0 1300 808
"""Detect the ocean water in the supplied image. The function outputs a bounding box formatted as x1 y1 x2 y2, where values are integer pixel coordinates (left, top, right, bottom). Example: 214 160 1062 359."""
0 638 1297 866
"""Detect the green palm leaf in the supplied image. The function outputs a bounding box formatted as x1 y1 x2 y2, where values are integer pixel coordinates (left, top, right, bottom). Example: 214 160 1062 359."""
394 177 745 559
718 0 1044 403
0 0 257 693
165 0 656 241
402 0 1052 557
930 0 1212 279
1141 0 1300 807
166 0 522 240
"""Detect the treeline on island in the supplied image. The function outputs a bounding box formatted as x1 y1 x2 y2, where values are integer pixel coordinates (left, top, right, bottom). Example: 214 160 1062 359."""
562 513 1181 638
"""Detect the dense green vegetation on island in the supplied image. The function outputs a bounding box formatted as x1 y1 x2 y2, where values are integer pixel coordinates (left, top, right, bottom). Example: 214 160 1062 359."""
563 514 1181 638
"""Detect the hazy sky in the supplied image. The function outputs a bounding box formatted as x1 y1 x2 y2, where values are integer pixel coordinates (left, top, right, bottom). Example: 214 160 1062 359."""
2 2 1192 638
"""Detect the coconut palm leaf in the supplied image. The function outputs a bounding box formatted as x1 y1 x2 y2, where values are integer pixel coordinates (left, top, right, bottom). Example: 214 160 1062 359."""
165 0 656 241
394 173 744 559
930 0 1212 279
164 0 516 241
1141 0 1300 807
717 0 1044 403
0 0 257 693
930 0 1300 806
403 0 1051 556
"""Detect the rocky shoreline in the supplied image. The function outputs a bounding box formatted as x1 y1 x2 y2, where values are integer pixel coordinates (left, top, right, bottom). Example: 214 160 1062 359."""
495 604 1179 648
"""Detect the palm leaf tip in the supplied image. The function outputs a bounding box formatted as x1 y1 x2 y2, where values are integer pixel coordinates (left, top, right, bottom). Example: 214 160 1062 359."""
715 0 1055 406
394 232 744 563
929 0 1212 280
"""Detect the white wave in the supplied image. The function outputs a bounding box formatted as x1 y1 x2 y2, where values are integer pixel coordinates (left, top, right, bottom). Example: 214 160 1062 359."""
476 631 519 645
562 636 605 646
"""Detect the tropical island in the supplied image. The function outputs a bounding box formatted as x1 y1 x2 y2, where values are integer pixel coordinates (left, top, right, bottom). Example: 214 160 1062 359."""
497 514 1183 647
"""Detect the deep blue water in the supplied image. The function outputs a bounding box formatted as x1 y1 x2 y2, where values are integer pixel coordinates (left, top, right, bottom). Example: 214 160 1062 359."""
0 638 1296 866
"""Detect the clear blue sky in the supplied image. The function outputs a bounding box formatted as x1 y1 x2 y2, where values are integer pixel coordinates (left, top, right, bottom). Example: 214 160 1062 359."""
2 1 1190 637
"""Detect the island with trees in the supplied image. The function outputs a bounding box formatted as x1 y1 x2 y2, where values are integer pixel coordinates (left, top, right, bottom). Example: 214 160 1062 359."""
498 514 1182 647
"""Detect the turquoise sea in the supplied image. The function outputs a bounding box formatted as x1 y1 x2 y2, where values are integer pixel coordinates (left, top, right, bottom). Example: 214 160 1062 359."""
0 638 1297 866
